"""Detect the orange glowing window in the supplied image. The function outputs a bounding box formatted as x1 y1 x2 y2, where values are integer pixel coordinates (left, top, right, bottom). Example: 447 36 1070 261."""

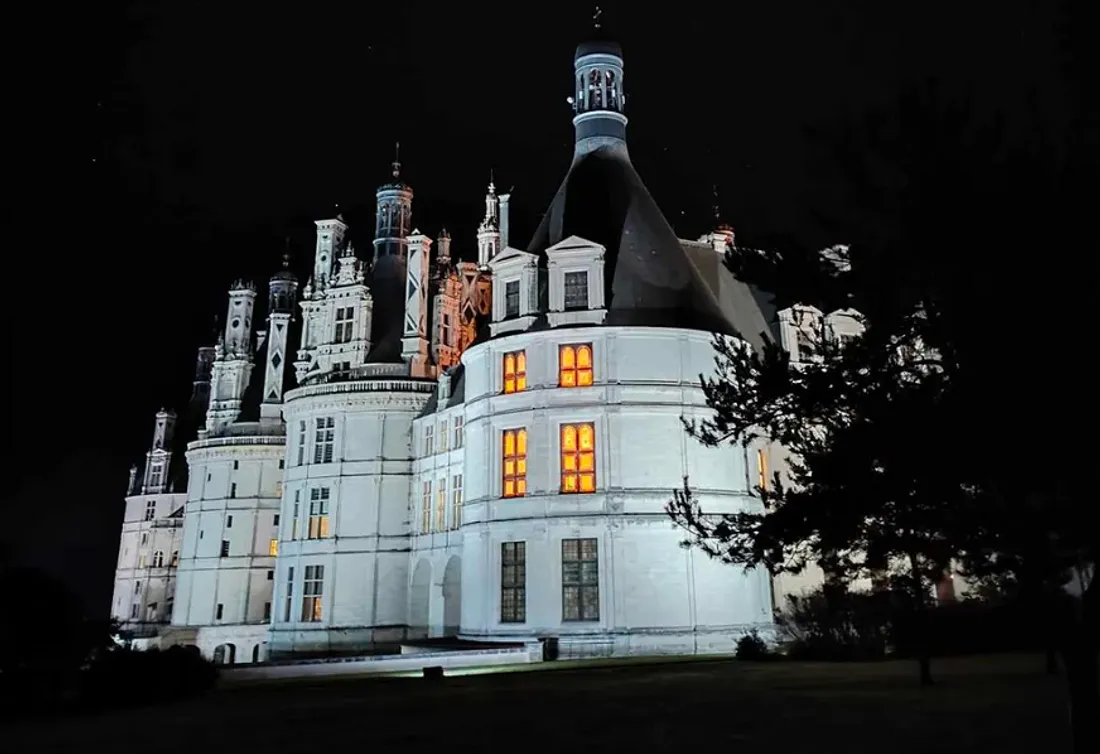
561 423 596 493
757 449 768 493
559 344 593 387
502 428 528 498
503 350 527 394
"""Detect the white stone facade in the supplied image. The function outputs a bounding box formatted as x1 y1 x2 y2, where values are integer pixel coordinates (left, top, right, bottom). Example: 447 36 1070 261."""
111 491 186 631
171 433 285 663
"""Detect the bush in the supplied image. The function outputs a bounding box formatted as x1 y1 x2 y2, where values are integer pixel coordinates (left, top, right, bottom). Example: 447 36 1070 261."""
735 630 772 661
79 645 219 709
777 587 892 661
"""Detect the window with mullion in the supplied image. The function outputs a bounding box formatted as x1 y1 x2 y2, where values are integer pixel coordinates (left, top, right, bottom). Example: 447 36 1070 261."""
562 538 599 621
501 542 526 623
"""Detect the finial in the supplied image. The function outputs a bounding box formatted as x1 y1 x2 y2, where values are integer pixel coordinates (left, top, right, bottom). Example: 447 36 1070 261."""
488 168 496 194
712 184 721 223
593 6 602 29
392 141 401 178
282 236 291 269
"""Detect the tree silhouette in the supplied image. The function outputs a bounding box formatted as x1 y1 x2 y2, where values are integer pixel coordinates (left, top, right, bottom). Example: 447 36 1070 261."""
669 79 1096 749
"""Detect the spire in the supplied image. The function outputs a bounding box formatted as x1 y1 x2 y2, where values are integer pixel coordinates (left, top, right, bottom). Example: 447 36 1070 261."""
392 141 401 179
283 236 291 269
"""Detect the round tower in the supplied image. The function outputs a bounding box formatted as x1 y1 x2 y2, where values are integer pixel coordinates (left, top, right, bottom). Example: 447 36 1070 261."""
571 14 627 155
372 144 414 282
268 251 299 315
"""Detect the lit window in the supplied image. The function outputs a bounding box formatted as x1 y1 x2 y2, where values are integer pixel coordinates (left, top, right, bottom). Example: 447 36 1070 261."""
138 553 147 569
269 539 278 556
454 416 464 448
561 423 596 493
562 538 599 621
563 271 589 310
439 420 449 452
502 428 528 498
308 488 330 539
503 350 527 394
451 474 463 529
424 424 434 455
559 344 594 387
421 481 431 534
313 417 335 464
436 478 447 531
501 542 527 623
301 565 324 622
757 449 768 493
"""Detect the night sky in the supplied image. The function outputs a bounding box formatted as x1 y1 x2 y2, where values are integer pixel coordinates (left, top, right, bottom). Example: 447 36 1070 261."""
6 1 1084 614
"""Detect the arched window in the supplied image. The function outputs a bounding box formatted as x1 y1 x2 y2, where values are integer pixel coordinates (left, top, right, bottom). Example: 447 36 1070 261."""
605 70 618 109
561 423 596 493
559 344 594 387
502 429 528 498
152 550 164 568
587 69 603 109
503 350 527 393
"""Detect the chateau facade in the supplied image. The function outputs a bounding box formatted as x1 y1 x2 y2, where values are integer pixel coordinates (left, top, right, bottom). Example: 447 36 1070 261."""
111 27 848 663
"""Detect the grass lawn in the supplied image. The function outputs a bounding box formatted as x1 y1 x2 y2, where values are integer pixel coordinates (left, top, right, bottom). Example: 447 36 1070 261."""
8 653 1068 752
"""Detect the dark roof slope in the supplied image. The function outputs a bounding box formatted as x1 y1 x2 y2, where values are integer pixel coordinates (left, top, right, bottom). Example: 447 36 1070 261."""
527 145 772 348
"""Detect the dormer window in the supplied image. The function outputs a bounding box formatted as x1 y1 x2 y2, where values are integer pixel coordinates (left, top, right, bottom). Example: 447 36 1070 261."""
563 271 589 310
334 307 354 343
503 350 527 394
505 280 520 318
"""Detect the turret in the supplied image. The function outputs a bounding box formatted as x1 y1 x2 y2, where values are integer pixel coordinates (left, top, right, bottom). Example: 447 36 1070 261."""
311 215 347 297
372 144 414 281
570 11 627 156
223 281 257 356
477 179 501 267
204 281 258 435
402 231 432 376
142 409 176 493
261 252 299 420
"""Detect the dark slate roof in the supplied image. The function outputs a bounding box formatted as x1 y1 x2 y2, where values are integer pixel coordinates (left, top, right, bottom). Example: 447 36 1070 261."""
527 145 774 349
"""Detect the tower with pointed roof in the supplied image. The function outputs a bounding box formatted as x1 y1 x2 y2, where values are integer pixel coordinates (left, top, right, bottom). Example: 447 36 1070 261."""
260 252 299 421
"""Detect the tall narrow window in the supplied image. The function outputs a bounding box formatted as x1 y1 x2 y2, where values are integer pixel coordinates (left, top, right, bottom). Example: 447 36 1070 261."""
230 482 237 498
144 500 156 521
301 565 324 622
149 462 164 490
451 474 463 530
269 539 278 556
501 542 527 623
561 423 596 493
296 421 306 466
138 553 147 569
505 279 520 318
283 566 295 621
424 424 434 455
503 350 527 394
454 416 464 448
292 491 300 540
559 344 594 387
502 429 528 498
220 540 230 557
757 449 768 493
308 488 330 539
563 270 589 310
152 550 164 568
263 602 272 622
442 313 452 346
171 550 179 567
562 538 599 621
439 419 449 453
313 417 335 464
334 306 355 343
421 481 431 534
436 478 447 531
216 603 224 620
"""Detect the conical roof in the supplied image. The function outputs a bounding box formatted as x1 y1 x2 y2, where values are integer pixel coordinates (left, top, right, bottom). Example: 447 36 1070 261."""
527 143 772 346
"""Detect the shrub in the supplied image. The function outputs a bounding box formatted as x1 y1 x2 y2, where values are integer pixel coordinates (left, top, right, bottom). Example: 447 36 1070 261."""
735 630 772 661
777 587 892 661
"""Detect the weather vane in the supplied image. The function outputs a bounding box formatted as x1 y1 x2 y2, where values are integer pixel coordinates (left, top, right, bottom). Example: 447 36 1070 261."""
593 6 602 28
392 141 401 178
282 236 291 268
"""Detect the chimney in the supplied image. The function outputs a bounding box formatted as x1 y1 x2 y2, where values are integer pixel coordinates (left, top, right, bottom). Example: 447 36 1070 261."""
499 194 511 249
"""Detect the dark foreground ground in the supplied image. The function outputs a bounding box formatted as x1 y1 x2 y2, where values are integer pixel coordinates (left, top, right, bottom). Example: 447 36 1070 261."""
8 653 1068 752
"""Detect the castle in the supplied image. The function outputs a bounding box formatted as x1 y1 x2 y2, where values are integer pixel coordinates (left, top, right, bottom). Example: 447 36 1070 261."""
111 26 862 664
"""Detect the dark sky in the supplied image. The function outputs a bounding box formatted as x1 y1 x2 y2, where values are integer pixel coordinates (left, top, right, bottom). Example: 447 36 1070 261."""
6 0 1083 613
